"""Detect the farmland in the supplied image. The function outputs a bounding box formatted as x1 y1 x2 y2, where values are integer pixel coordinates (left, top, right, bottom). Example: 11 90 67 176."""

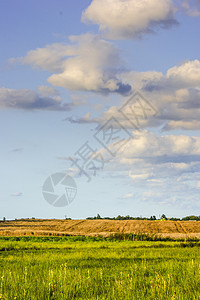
1 220 200 299
1 219 200 239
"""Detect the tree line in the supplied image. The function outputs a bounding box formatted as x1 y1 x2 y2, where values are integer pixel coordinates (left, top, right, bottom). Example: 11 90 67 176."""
86 214 200 221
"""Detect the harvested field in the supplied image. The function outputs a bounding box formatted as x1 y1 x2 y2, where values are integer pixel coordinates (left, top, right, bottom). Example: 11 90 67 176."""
1 219 200 239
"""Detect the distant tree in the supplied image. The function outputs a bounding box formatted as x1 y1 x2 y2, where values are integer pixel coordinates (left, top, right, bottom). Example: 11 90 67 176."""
3 217 6 222
182 215 200 221
86 214 200 221
161 214 167 219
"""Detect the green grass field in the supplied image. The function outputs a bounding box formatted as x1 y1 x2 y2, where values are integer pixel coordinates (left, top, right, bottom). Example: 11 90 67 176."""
0 236 200 299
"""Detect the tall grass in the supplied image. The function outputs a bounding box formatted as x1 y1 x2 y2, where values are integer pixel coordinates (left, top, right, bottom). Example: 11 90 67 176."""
0 238 200 299
1 233 200 243
107 232 200 242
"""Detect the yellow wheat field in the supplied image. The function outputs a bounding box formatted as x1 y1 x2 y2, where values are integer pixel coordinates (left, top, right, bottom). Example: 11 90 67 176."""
1 219 200 239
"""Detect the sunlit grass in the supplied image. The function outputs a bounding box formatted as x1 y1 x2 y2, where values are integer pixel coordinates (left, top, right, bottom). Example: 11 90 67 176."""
0 237 200 299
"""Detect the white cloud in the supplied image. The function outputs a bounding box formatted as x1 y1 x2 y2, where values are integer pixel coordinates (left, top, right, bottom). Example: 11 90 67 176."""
82 0 177 39
0 87 72 110
94 131 200 180
58 129 197 208
94 131 200 197
123 60 200 90
72 59 200 130
48 34 131 94
11 43 70 72
166 60 200 87
13 34 131 95
92 130 200 208
112 130 200 158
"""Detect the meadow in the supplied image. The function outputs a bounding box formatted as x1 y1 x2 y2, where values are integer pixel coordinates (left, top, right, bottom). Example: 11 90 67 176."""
0 236 200 299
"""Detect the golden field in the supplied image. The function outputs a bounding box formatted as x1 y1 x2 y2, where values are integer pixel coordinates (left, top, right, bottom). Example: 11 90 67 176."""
1 219 200 239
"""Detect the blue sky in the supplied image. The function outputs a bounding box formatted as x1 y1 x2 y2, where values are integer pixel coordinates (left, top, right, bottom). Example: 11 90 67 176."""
0 0 200 220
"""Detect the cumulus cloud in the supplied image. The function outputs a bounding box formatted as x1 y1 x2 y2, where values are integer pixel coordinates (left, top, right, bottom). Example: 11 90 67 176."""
11 43 69 72
65 129 199 207
72 59 200 130
93 131 200 182
166 59 200 88
141 60 200 130
93 130 200 207
0 87 72 110
128 60 200 91
100 130 200 161
67 90 159 130
13 34 131 95
82 0 178 39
